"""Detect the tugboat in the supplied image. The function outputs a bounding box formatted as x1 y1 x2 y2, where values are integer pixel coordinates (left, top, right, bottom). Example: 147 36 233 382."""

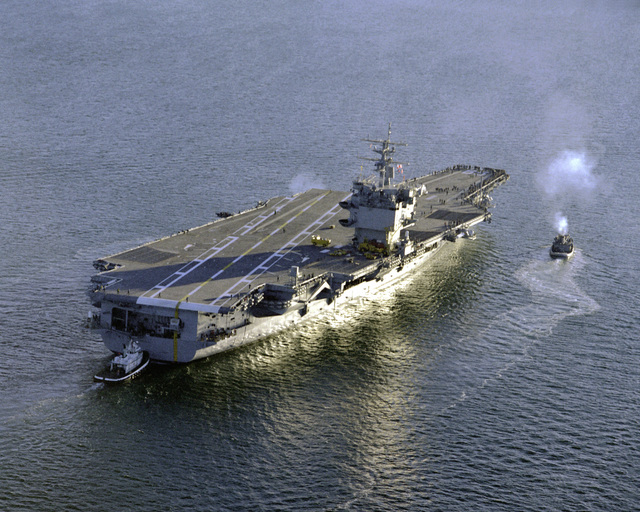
550 234 574 259
94 340 150 384
457 228 476 240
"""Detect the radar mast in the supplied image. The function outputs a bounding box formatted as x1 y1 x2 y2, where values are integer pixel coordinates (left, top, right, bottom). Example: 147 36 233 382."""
361 123 408 187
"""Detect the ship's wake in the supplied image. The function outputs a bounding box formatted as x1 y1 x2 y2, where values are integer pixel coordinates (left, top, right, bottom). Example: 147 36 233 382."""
506 249 600 336
431 248 600 417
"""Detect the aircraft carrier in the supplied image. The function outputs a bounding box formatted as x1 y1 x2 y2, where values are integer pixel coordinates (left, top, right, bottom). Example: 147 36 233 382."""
88 126 509 363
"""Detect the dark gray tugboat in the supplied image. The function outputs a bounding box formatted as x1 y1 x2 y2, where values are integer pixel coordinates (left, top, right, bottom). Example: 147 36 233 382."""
550 234 574 259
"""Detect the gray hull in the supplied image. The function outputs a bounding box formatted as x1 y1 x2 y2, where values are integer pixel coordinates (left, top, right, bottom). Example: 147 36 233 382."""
100 241 442 362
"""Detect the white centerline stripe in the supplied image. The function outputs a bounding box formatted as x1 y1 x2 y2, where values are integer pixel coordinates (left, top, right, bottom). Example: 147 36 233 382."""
209 194 349 308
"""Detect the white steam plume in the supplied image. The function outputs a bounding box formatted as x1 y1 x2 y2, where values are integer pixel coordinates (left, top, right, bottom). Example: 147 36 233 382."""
540 150 598 235
541 150 597 200
555 212 568 235
289 173 327 196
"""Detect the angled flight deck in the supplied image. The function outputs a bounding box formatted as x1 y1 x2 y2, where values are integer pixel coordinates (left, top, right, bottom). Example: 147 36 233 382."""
93 168 501 314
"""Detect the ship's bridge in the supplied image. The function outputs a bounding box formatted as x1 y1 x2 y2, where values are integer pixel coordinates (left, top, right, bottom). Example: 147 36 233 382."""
341 181 418 248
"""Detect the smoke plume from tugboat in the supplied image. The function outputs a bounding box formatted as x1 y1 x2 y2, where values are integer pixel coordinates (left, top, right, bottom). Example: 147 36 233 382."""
555 212 569 235
540 150 598 235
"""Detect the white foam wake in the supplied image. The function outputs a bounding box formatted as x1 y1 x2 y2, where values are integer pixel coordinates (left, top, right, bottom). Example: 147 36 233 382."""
507 249 600 336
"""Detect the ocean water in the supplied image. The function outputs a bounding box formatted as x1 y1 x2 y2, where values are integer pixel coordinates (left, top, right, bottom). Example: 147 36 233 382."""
1 1 639 510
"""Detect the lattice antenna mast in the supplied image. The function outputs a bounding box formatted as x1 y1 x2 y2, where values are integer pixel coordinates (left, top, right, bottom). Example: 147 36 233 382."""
361 123 408 186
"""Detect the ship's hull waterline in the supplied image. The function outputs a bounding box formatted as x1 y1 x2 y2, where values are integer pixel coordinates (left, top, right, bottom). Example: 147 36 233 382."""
98 241 442 363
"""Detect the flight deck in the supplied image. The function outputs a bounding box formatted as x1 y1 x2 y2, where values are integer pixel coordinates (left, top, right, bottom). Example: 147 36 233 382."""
91 166 504 315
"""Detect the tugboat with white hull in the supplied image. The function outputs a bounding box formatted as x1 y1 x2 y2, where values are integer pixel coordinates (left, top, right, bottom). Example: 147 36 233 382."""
87 125 509 365
94 340 150 384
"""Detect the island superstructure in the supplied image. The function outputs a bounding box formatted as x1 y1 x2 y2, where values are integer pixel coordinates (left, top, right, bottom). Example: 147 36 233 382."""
88 126 509 363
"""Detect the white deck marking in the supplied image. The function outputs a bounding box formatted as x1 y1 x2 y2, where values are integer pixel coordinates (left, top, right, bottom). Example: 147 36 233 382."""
208 196 348 309
137 197 296 303
141 235 238 299
234 197 295 236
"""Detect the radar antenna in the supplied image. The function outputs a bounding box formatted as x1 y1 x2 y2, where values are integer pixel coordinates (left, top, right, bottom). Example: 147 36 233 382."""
361 123 408 186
